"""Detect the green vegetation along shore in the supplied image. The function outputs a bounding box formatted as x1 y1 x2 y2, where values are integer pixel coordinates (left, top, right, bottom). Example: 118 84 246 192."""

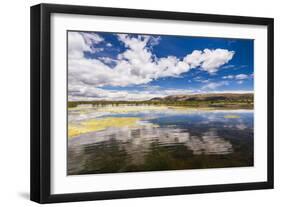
68 93 254 109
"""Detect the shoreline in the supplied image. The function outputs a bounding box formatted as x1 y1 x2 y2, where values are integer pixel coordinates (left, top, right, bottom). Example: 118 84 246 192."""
68 103 253 111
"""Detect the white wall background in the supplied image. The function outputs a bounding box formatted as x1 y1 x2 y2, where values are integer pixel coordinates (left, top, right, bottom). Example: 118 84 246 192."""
0 0 279 206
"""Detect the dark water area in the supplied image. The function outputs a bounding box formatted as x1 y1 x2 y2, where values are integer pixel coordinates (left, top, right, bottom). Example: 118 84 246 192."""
68 108 253 175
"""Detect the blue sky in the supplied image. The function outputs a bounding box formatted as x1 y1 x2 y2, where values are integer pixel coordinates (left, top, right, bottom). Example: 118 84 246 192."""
68 31 253 101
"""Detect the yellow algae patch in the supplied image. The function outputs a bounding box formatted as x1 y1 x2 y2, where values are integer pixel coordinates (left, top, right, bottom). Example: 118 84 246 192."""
68 126 85 138
224 115 240 119
68 117 140 138
83 117 140 130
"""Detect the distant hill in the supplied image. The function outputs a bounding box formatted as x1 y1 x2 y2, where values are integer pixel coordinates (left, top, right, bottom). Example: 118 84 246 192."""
68 93 254 109
150 93 253 102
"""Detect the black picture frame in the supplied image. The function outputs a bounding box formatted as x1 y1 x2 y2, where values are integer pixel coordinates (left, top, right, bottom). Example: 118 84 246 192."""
30 3 274 204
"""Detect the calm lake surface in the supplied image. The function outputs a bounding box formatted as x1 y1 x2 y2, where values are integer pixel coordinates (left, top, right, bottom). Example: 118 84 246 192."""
67 105 253 175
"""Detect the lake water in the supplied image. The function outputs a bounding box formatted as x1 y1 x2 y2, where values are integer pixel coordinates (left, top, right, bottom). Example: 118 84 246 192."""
67 105 254 175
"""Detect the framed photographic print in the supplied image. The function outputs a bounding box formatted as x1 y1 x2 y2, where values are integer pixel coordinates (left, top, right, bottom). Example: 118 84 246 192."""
30 3 274 203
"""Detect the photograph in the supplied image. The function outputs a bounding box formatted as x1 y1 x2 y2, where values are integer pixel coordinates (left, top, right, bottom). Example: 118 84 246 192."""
67 31 254 175
30 3 274 203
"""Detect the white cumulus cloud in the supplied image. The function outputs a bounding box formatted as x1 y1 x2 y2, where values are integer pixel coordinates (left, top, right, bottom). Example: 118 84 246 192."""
68 32 235 100
223 74 250 81
68 32 104 59
235 74 249 80
202 81 229 90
